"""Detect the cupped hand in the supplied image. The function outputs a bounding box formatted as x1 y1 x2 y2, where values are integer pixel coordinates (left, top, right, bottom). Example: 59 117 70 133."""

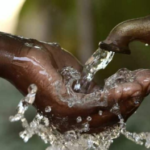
0 31 150 133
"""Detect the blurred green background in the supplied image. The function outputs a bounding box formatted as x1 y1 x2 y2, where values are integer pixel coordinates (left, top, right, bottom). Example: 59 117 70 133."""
0 0 150 149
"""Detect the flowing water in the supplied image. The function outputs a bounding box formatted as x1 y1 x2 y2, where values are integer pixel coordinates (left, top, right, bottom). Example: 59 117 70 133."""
83 48 114 82
74 48 114 92
9 46 150 150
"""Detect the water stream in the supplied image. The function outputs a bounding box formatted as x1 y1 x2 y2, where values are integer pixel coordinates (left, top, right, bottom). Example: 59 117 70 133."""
74 47 114 92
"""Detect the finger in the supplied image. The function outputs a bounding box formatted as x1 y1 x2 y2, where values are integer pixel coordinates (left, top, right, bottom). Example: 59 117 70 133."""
43 42 83 72
82 69 150 133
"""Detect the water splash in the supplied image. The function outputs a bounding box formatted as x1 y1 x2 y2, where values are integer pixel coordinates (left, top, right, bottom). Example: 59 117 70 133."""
45 106 52 113
9 70 150 150
9 84 37 122
83 48 115 82
9 45 150 149
56 66 103 107
76 116 82 123
56 67 135 110
75 48 114 93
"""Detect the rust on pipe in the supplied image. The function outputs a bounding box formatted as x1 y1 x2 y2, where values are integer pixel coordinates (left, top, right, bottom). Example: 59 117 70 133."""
0 31 150 133
99 15 150 54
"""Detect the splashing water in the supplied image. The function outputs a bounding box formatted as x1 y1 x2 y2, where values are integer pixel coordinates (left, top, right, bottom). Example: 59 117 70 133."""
10 84 37 122
75 48 114 92
83 48 115 82
9 46 150 149
10 70 150 150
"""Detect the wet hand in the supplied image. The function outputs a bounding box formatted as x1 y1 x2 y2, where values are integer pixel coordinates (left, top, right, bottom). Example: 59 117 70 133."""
0 32 150 133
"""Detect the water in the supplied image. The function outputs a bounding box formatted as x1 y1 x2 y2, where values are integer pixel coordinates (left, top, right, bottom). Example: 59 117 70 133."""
76 48 114 92
9 69 150 150
45 106 52 113
9 45 150 149
86 116 92 121
83 48 115 82
145 43 149 46
99 110 103 116
76 116 82 123
10 94 150 150
9 84 37 122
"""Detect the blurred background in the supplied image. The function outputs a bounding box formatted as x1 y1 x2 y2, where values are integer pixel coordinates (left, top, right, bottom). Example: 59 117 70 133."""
0 0 150 149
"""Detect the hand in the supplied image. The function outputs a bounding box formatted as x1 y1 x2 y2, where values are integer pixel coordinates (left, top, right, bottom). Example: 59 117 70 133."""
0 31 150 133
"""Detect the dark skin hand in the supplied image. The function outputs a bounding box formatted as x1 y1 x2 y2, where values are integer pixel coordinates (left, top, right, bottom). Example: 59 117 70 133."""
0 22 150 134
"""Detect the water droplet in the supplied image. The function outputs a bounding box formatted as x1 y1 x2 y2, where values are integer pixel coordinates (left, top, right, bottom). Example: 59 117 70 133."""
45 106 51 113
133 97 141 105
51 42 60 47
134 111 137 114
28 84 38 94
76 116 82 123
145 43 149 46
20 131 29 142
86 116 92 121
83 123 90 132
110 103 120 115
74 83 81 91
25 93 36 104
68 102 73 108
9 114 23 122
64 130 77 141
84 123 89 128
99 110 103 116
34 45 41 49
25 42 33 47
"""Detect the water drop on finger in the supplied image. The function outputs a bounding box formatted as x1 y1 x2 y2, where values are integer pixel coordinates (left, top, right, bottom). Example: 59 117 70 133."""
76 116 82 123
45 106 52 113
